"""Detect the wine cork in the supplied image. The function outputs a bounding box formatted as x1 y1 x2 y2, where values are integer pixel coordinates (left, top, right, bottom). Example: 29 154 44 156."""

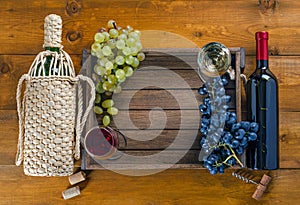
252 174 272 200
252 184 265 200
62 186 80 200
68 171 86 185
260 174 272 186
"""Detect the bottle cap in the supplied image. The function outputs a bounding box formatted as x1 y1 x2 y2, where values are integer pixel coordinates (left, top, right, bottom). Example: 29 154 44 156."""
43 14 62 48
256 31 269 60
256 31 269 40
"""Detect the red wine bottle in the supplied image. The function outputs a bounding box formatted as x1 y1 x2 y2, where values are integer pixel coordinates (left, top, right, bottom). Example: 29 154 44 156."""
246 31 279 170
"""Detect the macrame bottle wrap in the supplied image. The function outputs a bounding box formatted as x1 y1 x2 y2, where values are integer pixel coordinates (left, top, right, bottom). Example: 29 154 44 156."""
43 14 62 48
15 14 95 176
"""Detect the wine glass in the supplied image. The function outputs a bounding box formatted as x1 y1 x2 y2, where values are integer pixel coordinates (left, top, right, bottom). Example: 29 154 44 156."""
197 42 231 82
84 126 127 160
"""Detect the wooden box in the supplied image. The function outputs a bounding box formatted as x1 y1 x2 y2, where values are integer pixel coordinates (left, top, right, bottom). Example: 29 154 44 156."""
81 48 245 170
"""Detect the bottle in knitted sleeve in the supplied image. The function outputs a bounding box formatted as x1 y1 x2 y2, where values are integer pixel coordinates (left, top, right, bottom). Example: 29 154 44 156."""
43 14 62 76
15 14 95 177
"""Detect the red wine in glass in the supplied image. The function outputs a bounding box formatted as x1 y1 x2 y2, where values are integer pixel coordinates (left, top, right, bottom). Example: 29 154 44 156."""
84 127 119 160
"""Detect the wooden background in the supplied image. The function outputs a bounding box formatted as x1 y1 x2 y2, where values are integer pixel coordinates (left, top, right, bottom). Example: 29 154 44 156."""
1 0 300 204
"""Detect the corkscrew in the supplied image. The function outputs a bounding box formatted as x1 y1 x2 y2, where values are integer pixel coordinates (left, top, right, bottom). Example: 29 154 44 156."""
232 169 272 200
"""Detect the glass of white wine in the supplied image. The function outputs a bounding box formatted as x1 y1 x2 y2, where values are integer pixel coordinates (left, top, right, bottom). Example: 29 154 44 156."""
197 42 231 82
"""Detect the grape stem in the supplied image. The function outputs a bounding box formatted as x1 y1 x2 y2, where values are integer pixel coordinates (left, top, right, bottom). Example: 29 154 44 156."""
113 22 117 29
226 144 244 167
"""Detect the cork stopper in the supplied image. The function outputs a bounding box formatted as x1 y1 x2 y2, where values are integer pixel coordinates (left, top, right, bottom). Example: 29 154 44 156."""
62 186 81 200
43 14 62 48
68 171 86 185
252 174 272 200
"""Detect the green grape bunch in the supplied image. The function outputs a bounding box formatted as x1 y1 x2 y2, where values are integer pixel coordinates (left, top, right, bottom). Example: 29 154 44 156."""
91 20 145 126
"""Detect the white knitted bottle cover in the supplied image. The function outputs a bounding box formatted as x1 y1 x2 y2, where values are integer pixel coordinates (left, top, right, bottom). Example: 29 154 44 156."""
43 14 62 48
15 14 96 176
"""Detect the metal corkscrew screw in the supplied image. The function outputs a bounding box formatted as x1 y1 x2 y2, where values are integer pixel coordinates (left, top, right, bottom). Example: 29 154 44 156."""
232 170 259 185
232 169 272 200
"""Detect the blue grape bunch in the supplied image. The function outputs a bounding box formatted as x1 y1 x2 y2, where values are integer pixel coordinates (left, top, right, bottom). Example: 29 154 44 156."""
198 76 259 174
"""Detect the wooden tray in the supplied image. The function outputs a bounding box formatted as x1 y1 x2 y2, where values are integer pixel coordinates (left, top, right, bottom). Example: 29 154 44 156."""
81 48 245 170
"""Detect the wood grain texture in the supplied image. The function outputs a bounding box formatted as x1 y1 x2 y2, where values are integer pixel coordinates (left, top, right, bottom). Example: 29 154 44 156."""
1 0 300 55
1 109 299 168
0 166 299 205
1 0 300 204
1 54 299 111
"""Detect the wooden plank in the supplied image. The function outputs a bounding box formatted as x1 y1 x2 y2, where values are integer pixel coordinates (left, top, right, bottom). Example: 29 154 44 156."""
1 54 299 111
1 1 300 55
0 165 300 205
2 109 300 168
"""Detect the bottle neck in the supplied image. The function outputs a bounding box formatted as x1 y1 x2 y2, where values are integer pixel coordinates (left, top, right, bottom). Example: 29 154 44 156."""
256 60 268 70
45 47 60 52
256 32 269 70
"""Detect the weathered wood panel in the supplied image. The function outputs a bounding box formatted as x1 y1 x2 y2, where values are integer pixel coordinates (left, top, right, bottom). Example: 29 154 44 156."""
1 1 300 55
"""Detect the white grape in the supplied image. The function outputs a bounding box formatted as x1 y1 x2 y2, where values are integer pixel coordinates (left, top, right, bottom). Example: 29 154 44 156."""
115 69 126 79
122 47 131 56
131 57 140 68
96 82 105 93
108 84 116 92
94 65 106 75
102 81 112 91
137 52 145 61
102 99 114 108
129 31 140 40
126 25 133 32
105 68 112 75
102 31 110 41
107 20 116 28
94 32 105 43
134 30 141 37
114 85 122 93
135 41 143 51
118 34 127 40
91 43 101 53
125 55 134 65
126 37 135 47
107 107 119 115
108 74 117 84
115 55 125 65
107 39 116 49
105 61 114 70
102 115 110 127
95 94 101 104
97 57 108 67
94 106 103 114
121 29 129 35
102 46 112 56
116 39 125 49
118 75 126 83
109 28 119 38
95 50 104 58
124 66 134 77
130 46 138 55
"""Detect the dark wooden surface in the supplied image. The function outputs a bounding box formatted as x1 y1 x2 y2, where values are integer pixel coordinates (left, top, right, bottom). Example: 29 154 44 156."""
81 48 244 169
1 0 300 204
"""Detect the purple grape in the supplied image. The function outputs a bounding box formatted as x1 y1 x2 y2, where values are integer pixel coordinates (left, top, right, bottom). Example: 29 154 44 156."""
248 132 258 141
250 122 259 132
